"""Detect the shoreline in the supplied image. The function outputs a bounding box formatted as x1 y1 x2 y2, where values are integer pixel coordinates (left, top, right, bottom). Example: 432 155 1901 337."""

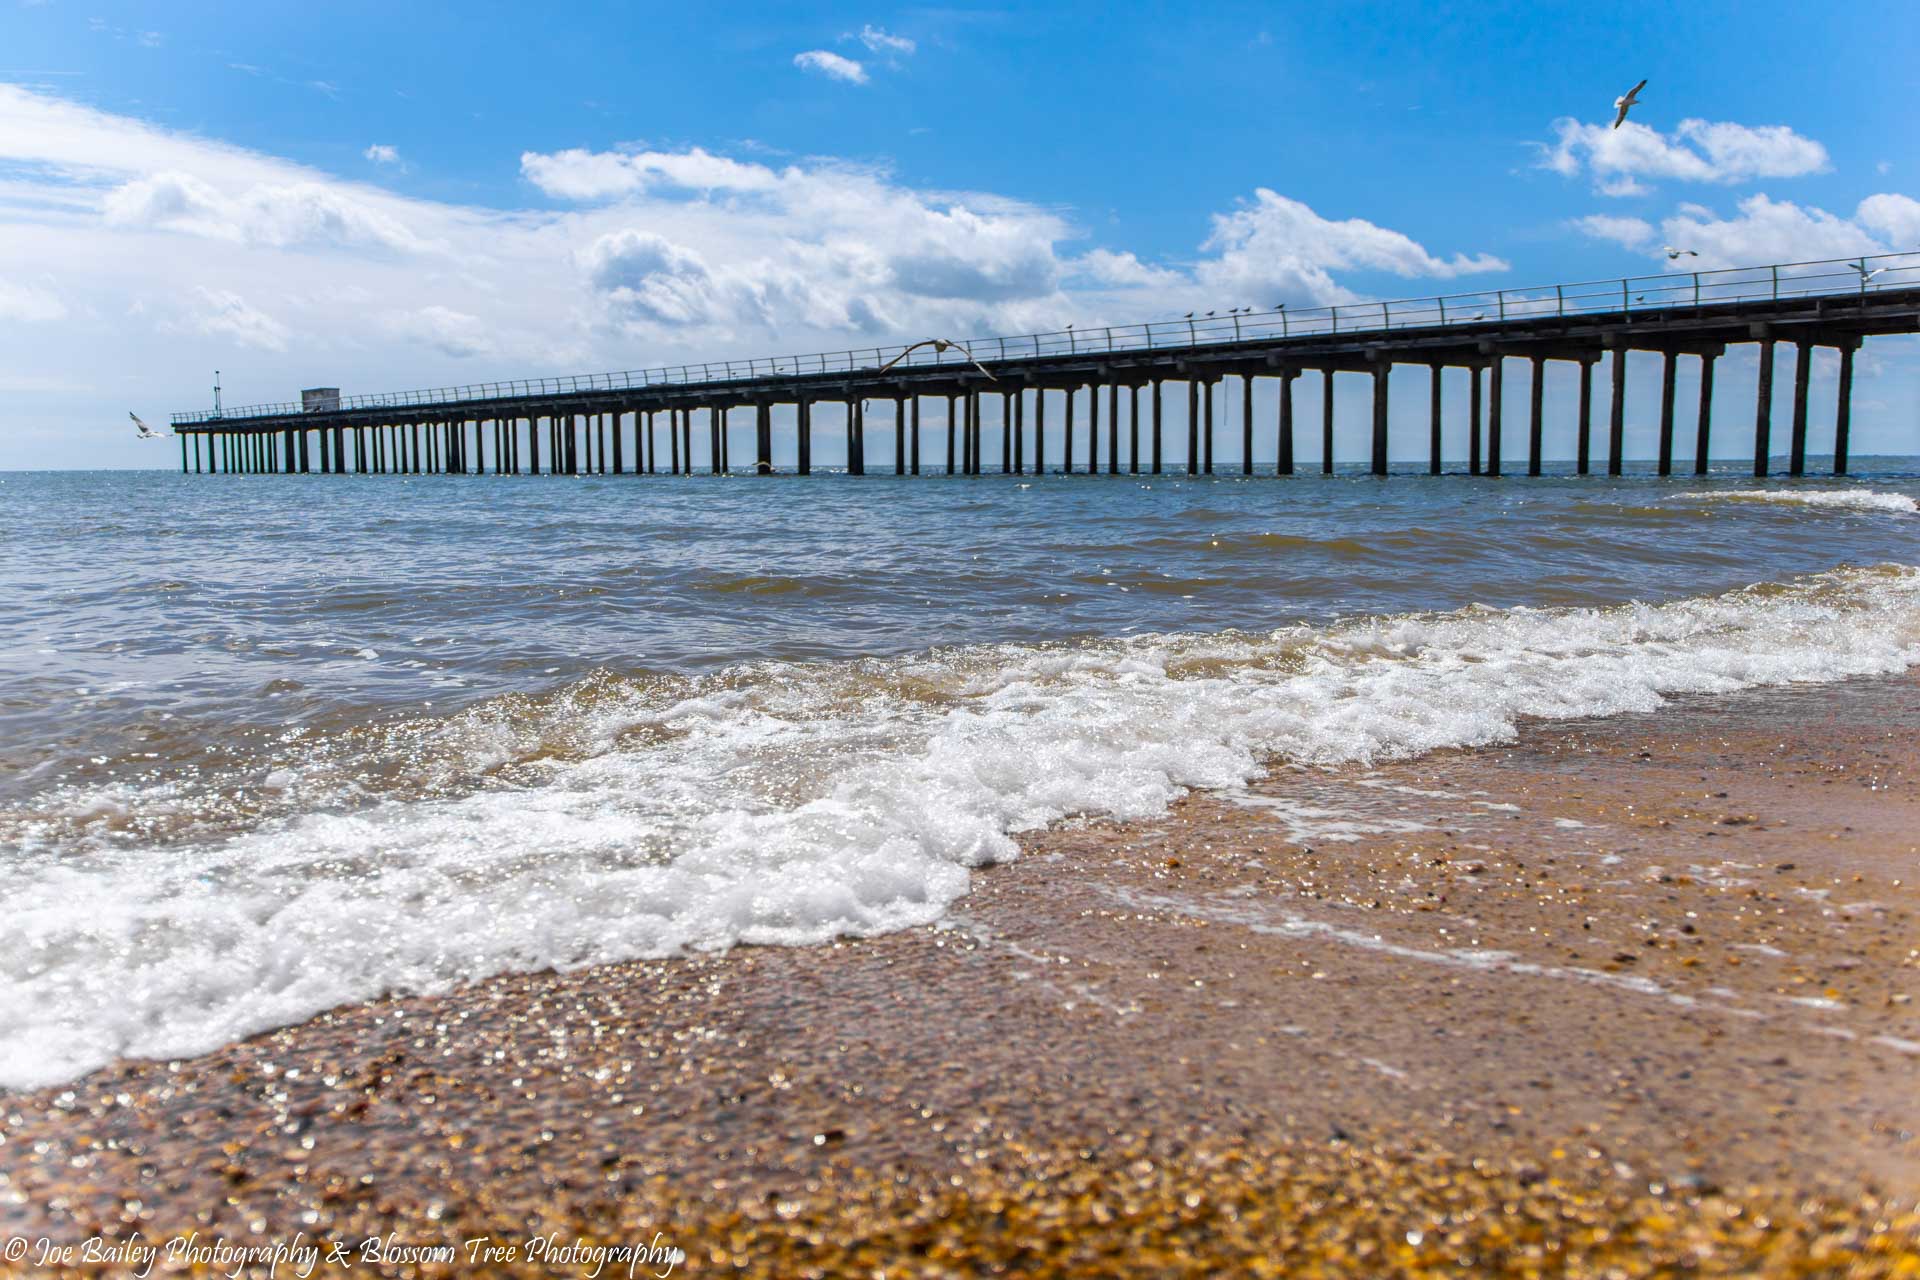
5 672 1920 1274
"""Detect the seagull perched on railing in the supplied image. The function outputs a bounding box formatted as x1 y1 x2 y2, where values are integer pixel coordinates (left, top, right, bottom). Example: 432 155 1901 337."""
1664 246 1698 260
1612 78 1647 129
130 412 163 439
876 338 997 380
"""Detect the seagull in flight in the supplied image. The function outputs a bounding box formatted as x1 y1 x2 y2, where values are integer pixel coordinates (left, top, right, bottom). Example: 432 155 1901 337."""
1612 78 1647 129
876 338 997 380
1856 264 1888 282
130 412 163 440
1664 246 1698 260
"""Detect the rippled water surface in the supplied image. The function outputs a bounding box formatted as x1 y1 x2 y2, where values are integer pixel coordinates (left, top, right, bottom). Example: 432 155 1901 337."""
2 463 1917 1087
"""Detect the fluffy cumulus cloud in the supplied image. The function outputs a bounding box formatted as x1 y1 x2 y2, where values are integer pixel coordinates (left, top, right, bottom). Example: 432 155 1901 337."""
1540 117 1829 196
0 80 1512 466
1194 189 1507 305
793 50 867 84
1573 192 1920 269
103 171 437 253
383 305 493 358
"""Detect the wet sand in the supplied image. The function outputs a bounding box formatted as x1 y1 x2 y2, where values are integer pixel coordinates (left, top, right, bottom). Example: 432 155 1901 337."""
5 674 1919 1275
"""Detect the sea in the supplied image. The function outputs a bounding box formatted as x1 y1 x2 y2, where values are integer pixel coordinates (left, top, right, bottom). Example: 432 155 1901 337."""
2 462 1918 1090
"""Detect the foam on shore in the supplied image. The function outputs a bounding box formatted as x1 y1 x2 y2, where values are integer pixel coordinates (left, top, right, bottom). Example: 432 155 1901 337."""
3 563 1918 1090
1678 488 1918 514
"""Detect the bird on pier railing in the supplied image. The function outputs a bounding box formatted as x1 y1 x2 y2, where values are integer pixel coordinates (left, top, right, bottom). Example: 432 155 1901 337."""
875 338 997 380
1612 78 1647 129
130 412 163 440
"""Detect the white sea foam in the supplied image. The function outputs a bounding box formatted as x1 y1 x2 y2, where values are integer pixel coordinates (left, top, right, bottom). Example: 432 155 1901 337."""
3 564 1919 1089
1678 488 1918 514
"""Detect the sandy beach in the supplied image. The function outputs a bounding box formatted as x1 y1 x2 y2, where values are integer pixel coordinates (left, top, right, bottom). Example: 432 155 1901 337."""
4 671 1917 1276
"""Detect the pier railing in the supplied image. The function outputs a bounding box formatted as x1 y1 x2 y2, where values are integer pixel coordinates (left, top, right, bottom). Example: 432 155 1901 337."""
170 251 1920 425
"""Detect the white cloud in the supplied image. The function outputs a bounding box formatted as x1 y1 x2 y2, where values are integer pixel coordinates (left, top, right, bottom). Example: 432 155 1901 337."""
0 82 1515 467
0 280 66 322
793 50 867 84
1070 249 1184 289
1570 214 1654 248
102 171 436 253
384 305 492 358
521 146 781 201
363 143 400 166
1195 189 1507 306
1539 117 1829 195
179 287 289 351
1856 193 1920 245
1572 192 1918 269
855 25 915 56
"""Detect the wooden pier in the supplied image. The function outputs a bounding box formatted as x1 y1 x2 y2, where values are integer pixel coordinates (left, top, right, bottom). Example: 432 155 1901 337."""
170 254 1919 479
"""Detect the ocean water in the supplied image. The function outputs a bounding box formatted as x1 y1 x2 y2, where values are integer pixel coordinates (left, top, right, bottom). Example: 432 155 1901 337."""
2 463 1918 1089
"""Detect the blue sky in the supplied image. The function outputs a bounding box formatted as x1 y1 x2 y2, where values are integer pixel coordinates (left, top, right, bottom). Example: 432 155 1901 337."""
2 0 1916 468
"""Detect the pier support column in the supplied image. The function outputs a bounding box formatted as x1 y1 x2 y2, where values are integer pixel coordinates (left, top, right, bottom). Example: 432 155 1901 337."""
757 403 773 475
912 397 923 475
609 414 622 474
1428 366 1442 476
1528 357 1544 477
1034 386 1047 473
711 407 723 476
333 426 346 475
1184 381 1198 476
1087 382 1099 475
970 391 982 475
797 400 811 475
1151 380 1163 474
1487 359 1503 477
893 397 906 475
1608 350 1626 476
1110 382 1121 475
315 428 328 475
946 394 958 474
180 433 189 473
1005 393 1016 475
1658 350 1677 476
1004 392 1014 474
298 429 309 474
1065 387 1077 474
1694 351 1717 476
529 417 542 475
1753 341 1774 476
1130 385 1142 474
1468 366 1482 475
1371 363 1390 476
1201 379 1214 475
1278 370 1295 475
1576 358 1593 476
1788 341 1811 476
1321 370 1335 475
1241 375 1256 475
1834 342 1855 476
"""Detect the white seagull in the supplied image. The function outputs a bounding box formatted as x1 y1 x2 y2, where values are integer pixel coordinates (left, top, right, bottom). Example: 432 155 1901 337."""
876 338 997 380
130 412 163 440
1664 246 1698 260
1857 264 1888 282
1612 78 1647 129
